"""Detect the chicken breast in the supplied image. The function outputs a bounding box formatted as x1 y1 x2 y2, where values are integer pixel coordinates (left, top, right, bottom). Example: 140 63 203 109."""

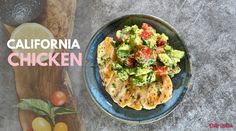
142 82 160 110
127 86 147 110
97 37 173 110
157 75 173 104
97 37 116 86
106 74 128 101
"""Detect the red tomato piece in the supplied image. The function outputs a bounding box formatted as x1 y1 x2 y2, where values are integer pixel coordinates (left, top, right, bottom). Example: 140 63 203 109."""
135 47 152 62
135 51 141 58
156 36 165 47
122 34 130 41
141 23 154 40
115 34 120 39
125 57 136 67
156 47 165 54
154 66 168 76
118 39 123 45
141 30 153 40
51 91 67 106
143 47 152 59
136 45 143 49
142 23 150 30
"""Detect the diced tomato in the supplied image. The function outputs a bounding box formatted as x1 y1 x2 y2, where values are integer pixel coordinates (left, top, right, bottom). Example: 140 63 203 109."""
142 23 150 30
136 45 143 49
125 57 136 67
135 51 141 58
154 66 168 76
142 47 152 59
118 40 123 45
156 47 165 54
141 30 153 40
153 48 157 54
115 34 123 45
141 23 154 40
156 36 165 47
122 34 130 41
116 33 130 42
157 40 164 47
116 34 120 40
135 47 152 62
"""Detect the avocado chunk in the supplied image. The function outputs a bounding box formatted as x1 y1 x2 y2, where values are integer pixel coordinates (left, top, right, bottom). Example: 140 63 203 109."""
118 43 130 50
144 35 157 48
159 44 185 67
116 44 130 60
135 67 153 76
112 63 123 70
170 50 185 59
125 68 136 75
168 66 181 77
131 74 149 87
159 53 173 67
134 35 143 45
131 72 156 87
147 72 157 83
117 70 129 81
164 44 172 51
160 33 169 42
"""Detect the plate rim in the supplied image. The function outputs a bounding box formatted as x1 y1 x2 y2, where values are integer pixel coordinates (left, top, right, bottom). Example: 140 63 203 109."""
83 13 192 124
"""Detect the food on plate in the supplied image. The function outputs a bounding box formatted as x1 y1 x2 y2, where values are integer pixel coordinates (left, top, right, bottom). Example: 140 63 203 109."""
97 23 184 110
10 23 54 62
54 122 68 131
51 91 67 106
0 0 46 26
32 117 52 131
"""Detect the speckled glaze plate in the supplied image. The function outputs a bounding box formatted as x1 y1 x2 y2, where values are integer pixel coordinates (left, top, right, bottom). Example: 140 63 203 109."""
83 14 191 124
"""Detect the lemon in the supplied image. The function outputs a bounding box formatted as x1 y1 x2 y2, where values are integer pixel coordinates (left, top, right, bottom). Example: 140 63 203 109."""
32 117 52 131
54 122 68 131
10 23 54 62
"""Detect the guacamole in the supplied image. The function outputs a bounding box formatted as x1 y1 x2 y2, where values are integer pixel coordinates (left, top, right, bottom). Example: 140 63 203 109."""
111 23 184 86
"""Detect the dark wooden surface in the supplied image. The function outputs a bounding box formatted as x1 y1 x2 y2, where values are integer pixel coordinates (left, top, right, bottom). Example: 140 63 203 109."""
5 0 85 130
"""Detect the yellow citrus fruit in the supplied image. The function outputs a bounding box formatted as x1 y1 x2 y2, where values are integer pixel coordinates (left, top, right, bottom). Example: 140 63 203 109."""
54 122 68 131
10 23 54 62
32 117 52 131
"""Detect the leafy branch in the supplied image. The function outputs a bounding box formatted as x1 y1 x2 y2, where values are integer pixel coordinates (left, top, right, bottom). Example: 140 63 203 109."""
17 99 78 125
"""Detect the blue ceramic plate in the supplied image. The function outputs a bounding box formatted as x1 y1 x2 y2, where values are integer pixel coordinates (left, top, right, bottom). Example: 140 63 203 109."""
83 14 191 124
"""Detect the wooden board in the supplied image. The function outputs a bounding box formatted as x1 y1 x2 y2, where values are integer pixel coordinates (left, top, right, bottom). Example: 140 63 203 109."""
5 0 85 130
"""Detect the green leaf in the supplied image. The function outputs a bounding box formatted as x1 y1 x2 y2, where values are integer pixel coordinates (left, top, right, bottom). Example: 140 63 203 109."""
16 99 79 125
17 99 51 115
53 107 78 115
46 101 56 125
17 102 48 116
